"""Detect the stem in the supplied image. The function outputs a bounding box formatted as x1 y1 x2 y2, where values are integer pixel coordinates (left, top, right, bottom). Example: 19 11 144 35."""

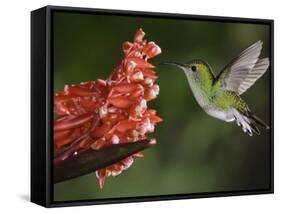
54 139 155 184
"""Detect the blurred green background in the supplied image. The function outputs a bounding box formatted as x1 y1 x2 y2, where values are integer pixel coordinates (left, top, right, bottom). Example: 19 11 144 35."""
53 11 271 202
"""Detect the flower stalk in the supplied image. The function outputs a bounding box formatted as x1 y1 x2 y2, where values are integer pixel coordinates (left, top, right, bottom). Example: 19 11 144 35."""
54 139 155 184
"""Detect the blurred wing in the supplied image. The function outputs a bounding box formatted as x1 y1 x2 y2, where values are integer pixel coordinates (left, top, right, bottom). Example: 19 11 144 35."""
237 58 269 95
216 41 269 95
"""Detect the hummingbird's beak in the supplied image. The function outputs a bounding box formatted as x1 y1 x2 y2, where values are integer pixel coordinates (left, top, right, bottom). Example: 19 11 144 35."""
159 62 186 70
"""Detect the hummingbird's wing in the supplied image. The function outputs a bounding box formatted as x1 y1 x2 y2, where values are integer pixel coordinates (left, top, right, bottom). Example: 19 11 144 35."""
215 41 269 95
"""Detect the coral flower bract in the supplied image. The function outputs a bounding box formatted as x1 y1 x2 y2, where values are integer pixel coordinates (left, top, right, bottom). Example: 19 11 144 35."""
54 29 162 188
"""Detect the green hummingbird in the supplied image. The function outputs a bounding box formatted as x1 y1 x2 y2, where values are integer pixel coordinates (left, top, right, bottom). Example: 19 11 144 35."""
162 41 270 136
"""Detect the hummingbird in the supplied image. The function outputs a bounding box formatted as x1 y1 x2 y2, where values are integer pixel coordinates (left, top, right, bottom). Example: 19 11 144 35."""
162 41 270 136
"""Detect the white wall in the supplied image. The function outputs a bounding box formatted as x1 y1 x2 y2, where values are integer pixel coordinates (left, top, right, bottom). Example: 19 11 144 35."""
0 0 279 213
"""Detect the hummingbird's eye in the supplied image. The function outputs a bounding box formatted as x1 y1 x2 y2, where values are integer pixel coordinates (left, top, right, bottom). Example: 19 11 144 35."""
191 65 197 72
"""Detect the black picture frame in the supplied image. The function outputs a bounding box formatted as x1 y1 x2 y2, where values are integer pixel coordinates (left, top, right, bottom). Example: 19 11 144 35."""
31 5 274 208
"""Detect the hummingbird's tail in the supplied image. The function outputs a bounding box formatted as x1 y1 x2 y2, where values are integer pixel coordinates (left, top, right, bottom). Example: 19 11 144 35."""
232 108 269 136
248 114 270 130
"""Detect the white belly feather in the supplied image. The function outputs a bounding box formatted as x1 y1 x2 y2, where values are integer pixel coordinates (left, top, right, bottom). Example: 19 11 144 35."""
204 108 235 122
